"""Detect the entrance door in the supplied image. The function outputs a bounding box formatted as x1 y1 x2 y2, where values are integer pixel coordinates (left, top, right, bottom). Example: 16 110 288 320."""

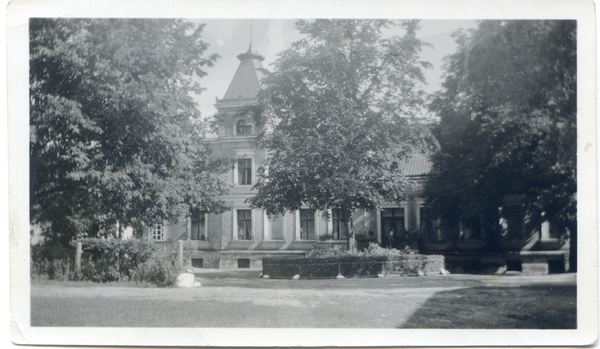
381 208 404 248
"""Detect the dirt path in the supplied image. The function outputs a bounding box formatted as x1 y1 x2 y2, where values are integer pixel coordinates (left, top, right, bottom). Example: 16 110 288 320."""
31 273 576 301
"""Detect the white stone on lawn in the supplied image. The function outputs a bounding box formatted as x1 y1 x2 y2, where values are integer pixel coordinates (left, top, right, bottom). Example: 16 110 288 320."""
336 274 345 279
175 273 196 288
441 268 450 275
263 274 270 279
193 281 202 287
292 274 300 280
417 270 425 276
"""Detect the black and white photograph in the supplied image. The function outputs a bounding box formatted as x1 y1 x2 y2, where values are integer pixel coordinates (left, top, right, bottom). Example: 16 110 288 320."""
7 0 597 347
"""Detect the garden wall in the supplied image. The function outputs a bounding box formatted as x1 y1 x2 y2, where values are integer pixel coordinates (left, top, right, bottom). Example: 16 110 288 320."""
263 254 445 279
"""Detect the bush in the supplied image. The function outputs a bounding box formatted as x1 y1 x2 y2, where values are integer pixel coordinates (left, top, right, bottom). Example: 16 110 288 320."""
263 255 386 279
31 238 180 286
31 258 75 281
307 242 420 258
75 238 157 280
362 243 420 257
264 243 444 279
307 245 352 257
131 254 180 287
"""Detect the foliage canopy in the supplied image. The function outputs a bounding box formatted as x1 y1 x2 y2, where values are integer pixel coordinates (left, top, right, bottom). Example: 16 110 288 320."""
424 20 576 241
30 18 231 245
247 20 437 227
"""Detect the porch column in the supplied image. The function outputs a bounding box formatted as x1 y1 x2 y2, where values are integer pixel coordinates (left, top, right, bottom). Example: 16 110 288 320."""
252 209 257 242
295 210 301 240
541 220 551 240
315 211 320 238
327 209 333 237
263 211 269 241
376 209 382 245
186 216 191 240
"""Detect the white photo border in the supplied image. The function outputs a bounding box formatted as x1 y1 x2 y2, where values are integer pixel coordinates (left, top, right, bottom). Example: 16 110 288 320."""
7 0 597 346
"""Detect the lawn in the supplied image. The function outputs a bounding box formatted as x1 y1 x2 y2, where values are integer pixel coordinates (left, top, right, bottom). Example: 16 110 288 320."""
30 273 576 328
401 285 576 328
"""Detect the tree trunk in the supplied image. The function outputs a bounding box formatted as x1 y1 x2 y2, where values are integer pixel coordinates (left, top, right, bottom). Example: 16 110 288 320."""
116 220 121 239
342 208 357 253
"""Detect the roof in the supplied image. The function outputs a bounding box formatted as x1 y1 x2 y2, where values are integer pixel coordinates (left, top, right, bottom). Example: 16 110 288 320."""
399 153 432 176
222 47 265 100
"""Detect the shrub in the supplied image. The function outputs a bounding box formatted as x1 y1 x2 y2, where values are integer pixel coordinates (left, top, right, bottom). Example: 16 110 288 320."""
131 253 180 287
31 238 180 286
363 242 419 257
31 258 75 281
265 243 444 278
263 255 386 279
75 238 157 280
307 245 352 258
307 242 419 258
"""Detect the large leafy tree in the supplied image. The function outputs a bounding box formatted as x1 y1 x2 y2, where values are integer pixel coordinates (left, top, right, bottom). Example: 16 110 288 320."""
30 18 231 245
247 19 437 248
424 21 576 261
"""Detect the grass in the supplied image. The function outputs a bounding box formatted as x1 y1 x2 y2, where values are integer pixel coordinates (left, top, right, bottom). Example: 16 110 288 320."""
30 273 576 328
31 278 161 288
400 285 576 329
31 296 406 327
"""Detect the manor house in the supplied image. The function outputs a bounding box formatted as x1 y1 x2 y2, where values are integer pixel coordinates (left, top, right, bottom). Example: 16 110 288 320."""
144 45 571 275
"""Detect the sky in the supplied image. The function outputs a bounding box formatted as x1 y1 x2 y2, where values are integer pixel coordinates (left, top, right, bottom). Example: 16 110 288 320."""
190 19 478 120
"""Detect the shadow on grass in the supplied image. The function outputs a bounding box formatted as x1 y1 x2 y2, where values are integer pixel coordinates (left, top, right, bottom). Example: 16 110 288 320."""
400 285 576 329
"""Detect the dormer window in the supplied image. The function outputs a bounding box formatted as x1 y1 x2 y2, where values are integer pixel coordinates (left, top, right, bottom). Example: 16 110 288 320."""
237 119 252 135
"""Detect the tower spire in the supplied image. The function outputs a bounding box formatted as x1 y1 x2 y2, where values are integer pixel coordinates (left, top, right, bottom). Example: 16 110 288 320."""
249 20 253 52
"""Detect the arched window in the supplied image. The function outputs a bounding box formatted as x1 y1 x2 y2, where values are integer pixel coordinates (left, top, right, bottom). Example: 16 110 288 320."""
236 119 252 135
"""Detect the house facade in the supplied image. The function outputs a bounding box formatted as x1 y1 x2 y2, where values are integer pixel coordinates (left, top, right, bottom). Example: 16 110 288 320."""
143 45 435 269
144 45 571 274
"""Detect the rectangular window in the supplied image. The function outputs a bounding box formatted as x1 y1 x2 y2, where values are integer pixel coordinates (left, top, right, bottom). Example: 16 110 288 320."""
382 208 403 218
332 209 348 240
382 208 405 247
382 208 405 233
191 212 206 240
300 209 315 240
503 206 522 239
191 258 204 268
420 207 437 239
237 258 250 268
237 209 252 240
238 159 252 185
462 216 481 240
152 224 164 241
506 260 522 272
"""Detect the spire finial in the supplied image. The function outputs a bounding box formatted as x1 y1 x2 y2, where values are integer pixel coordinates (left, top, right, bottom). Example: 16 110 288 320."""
249 20 253 52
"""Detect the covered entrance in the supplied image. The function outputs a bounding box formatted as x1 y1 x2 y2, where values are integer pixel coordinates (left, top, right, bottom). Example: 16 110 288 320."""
381 208 405 248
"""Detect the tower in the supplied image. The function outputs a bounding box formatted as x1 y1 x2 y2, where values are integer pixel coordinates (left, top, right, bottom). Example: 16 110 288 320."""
207 44 269 268
214 45 265 138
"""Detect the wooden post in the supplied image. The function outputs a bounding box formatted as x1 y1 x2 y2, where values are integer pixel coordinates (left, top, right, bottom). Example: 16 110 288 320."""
75 241 82 273
187 216 192 240
177 240 184 272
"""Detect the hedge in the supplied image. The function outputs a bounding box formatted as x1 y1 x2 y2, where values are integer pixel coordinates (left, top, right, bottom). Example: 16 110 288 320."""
31 238 180 286
263 254 445 279
263 256 386 279
384 255 445 276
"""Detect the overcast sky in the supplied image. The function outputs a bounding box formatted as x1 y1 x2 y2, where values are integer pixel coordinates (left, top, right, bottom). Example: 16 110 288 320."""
191 19 478 119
